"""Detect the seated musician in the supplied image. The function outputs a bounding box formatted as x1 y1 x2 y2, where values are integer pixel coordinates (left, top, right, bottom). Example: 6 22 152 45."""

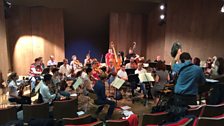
93 73 116 120
151 61 170 104
172 51 206 105
47 55 57 67
39 74 57 103
39 57 45 70
117 64 129 95
107 59 117 84
135 63 148 98
82 68 95 95
125 57 138 69
125 48 137 62
29 57 43 91
92 61 101 80
84 54 92 67
70 55 83 74
8 72 31 104
59 58 71 77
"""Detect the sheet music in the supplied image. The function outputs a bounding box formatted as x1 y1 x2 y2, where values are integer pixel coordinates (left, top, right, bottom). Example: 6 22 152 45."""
206 78 219 83
138 73 154 83
73 77 83 90
111 77 125 89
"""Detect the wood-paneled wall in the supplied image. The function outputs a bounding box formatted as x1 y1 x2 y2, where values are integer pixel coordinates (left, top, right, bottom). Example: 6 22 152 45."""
0 1 10 79
6 7 65 76
164 0 224 63
146 0 224 63
109 13 146 56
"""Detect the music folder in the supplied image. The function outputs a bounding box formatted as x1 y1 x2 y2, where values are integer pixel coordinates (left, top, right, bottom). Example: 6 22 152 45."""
138 73 154 83
73 77 83 90
111 77 125 89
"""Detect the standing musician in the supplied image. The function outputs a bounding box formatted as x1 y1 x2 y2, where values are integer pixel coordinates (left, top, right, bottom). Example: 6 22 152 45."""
125 42 140 64
105 49 114 67
70 55 83 74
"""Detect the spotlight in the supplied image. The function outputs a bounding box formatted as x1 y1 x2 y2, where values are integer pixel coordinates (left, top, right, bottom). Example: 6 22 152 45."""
221 5 224 13
160 4 165 10
160 14 165 20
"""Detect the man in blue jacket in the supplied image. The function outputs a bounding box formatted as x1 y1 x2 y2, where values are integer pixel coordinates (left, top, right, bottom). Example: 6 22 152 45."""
172 51 206 105
93 73 116 120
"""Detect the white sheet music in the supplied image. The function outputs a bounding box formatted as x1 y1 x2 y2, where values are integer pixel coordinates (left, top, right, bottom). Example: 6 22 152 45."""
206 79 219 83
111 77 125 89
73 77 83 89
138 73 154 83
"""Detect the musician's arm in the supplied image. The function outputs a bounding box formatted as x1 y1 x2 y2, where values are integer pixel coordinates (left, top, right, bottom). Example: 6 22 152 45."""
31 68 41 75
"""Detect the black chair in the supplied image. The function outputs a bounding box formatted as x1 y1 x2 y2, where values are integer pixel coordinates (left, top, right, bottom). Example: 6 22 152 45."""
142 112 168 126
201 104 224 117
0 106 17 124
23 102 49 123
106 119 129 126
195 117 224 126
53 98 78 120
62 114 94 125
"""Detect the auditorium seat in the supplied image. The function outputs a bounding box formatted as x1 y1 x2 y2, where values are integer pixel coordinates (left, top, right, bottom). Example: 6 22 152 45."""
23 102 49 123
142 112 168 126
62 114 94 125
53 98 78 120
0 106 17 124
193 117 224 126
201 104 224 117
106 119 129 126
64 121 103 126
188 105 204 117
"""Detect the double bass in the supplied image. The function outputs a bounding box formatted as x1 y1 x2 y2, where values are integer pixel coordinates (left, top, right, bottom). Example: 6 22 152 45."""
110 41 122 70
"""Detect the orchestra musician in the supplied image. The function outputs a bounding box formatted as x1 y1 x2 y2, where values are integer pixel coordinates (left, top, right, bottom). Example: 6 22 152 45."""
47 55 58 66
59 58 71 77
125 57 138 69
105 49 114 66
70 55 83 74
84 53 92 67
92 60 101 80
29 57 43 91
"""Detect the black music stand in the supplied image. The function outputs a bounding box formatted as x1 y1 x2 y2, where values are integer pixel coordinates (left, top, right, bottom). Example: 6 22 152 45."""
57 62 64 68
149 62 157 68
128 74 139 97
125 69 136 76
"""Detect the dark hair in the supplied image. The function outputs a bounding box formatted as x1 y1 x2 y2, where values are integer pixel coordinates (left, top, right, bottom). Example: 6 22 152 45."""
43 74 52 82
7 72 17 82
42 68 50 75
180 52 192 63
51 68 59 74
217 57 224 75
156 61 166 71
86 67 92 74
193 57 201 66
34 58 41 62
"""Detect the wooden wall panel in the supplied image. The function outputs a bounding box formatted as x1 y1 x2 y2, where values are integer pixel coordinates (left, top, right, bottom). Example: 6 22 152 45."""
0 1 10 79
109 13 146 57
6 7 65 75
164 0 224 63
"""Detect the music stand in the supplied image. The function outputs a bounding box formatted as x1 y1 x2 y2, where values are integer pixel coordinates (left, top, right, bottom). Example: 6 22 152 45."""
149 62 157 68
57 62 64 68
125 69 136 76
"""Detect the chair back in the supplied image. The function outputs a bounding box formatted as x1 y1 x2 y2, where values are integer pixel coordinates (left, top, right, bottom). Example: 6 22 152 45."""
196 117 224 126
188 105 204 117
62 114 93 125
142 112 168 126
201 104 224 117
53 98 78 120
23 102 49 122
0 106 17 124
64 121 103 126
106 119 129 126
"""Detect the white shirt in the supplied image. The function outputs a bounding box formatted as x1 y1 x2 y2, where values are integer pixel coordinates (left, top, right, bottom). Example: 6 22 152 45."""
135 68 147 74
39 81 56 103
8 80 18 98
117 69 128 79
59 64 71 76
47 60 57 66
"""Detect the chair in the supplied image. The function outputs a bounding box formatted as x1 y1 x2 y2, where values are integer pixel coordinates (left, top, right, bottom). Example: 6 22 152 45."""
106 119 129 126
193 117 224 126
142 112 168 126
62 114 94 125
188 105 204 117
201 104 224 117
0 106 17 124
23 102 49 122
64 121 103 126
53 98 78 120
